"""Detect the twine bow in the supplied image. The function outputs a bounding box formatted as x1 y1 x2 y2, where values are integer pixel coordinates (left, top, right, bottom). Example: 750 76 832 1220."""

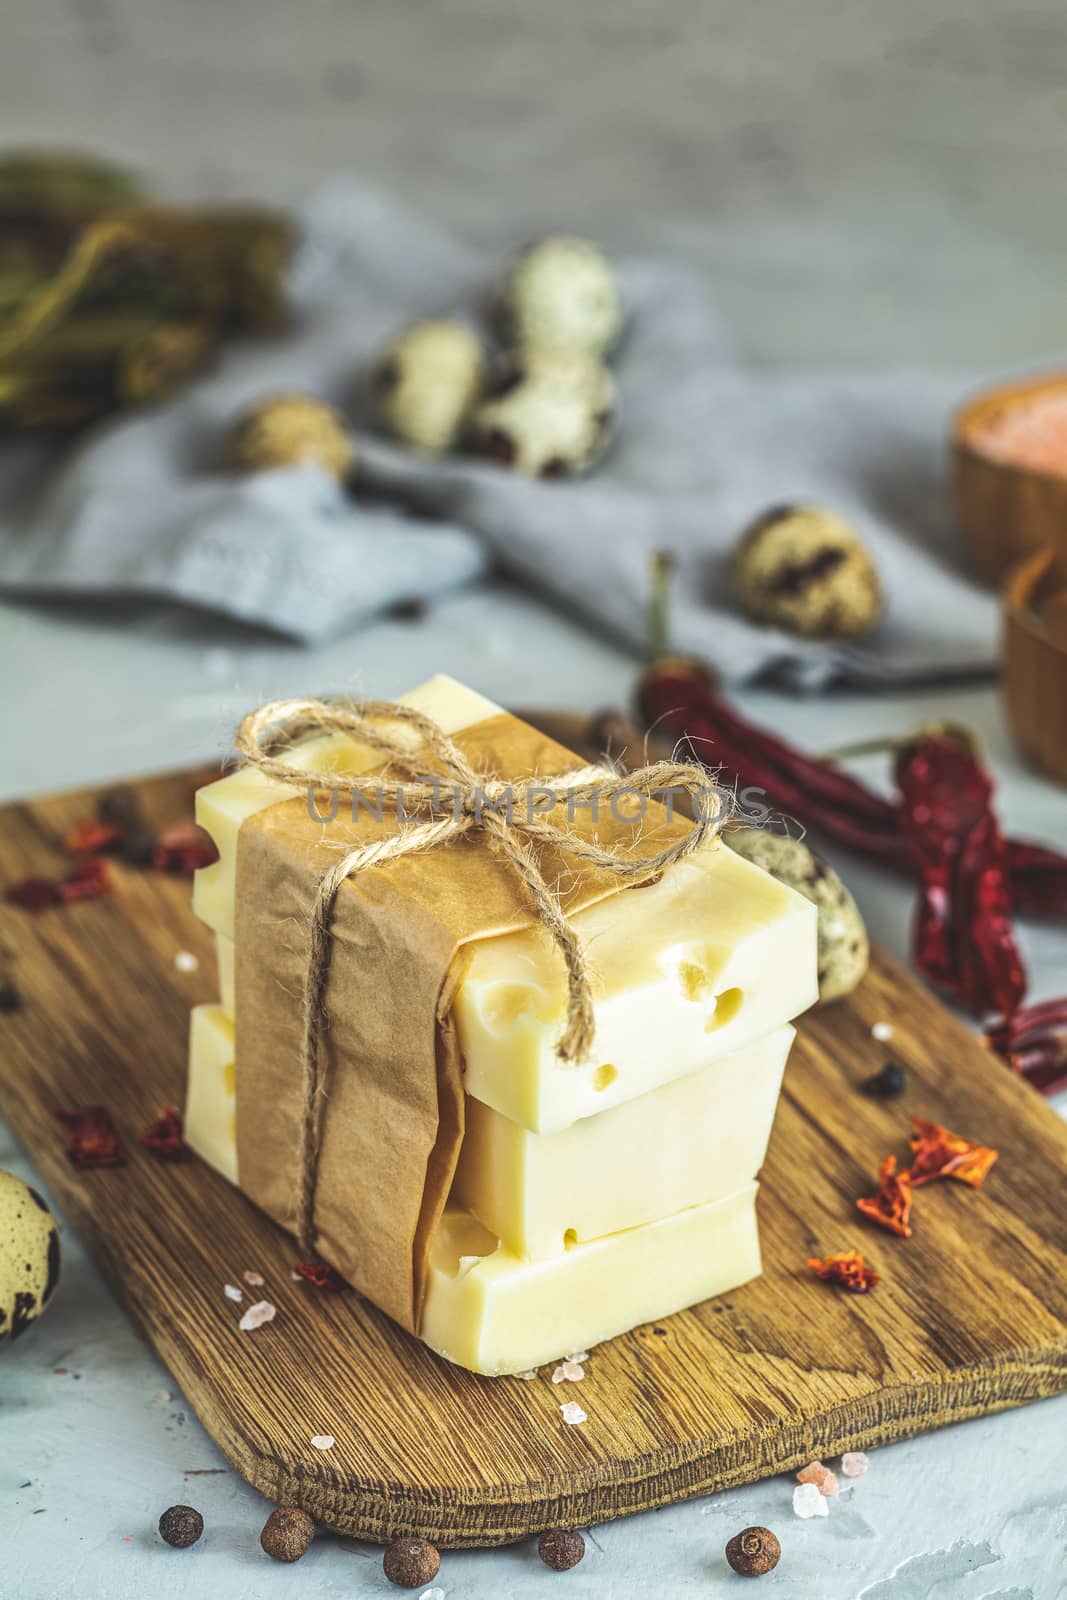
235 697 728 1257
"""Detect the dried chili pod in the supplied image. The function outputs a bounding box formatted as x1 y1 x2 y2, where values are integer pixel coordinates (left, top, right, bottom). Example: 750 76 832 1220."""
896 735 1025 1017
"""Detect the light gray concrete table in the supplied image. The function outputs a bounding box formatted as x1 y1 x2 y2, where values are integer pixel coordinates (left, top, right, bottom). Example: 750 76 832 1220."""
3 0 1067 1591
3 585 1066 1600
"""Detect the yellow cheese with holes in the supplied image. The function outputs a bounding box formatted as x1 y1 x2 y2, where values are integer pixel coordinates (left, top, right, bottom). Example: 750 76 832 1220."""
183 1007 761 1375
454 845 814 1133
454 1025 792 1258
187 998 790 1261
195 676 817 1133
422 1185 761 1375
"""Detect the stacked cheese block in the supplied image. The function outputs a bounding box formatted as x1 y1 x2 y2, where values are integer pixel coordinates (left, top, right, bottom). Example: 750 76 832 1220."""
186 676 818 1375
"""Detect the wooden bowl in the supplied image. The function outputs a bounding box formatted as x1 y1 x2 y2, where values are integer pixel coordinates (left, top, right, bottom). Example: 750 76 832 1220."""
1002 547 1067 785
953 370 1067 585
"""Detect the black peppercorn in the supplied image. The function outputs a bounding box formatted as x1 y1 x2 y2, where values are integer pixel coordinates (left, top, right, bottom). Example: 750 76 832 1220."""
725 1525 781 1577
96 786 141 827
120 824 159 868
158 1504 203 1548
383 1537 440 1588
861 1061 907 1099
0 981 21 1013
260 1505 314 1562
537 1528 585 1571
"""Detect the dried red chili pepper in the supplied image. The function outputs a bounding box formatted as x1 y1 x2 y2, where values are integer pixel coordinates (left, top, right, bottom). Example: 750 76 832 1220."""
856 1154 913 1238
984 998 1067 1096
806 1250 880 1292
6 876 61 911
291 1260 347 1292
63 818 125 856
55 1106 126 1169
139 1105 191 1161
908 1116 998 1188
153 821 218 876
58 856 111 903
896 737 1025 1017
636 653 1067 917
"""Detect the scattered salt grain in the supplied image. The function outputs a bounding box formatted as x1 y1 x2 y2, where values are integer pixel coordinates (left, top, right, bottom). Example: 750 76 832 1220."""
224 1283 243 1302
516 1370 538 1381
841 1451 870 1478
793 1482 829 1518
154 1389 171 1403
238 1299 276 1331
560 1401 587 1426
291 1269 303 1281
797 1460 839 1496
174 950 199 973
420 1590 445 1600
553 1359 585 1383
243 1270 265 1287
871 1021 893 1042
567 1350 590 1363
310 1434 335 1450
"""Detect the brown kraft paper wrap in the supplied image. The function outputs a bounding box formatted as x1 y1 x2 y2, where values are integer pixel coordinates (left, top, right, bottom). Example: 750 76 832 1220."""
234 710 693 1333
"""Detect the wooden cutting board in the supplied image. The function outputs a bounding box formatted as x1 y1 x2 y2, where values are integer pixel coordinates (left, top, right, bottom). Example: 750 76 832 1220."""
2 733 1066 1549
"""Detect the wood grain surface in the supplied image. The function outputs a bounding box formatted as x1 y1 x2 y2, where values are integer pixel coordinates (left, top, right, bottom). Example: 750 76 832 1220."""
1 734 1066 1547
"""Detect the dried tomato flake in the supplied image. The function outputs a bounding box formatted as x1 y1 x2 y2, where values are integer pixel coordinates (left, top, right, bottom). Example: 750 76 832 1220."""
63 818 125 856
857 1154 913 1238
291 1260 347 1292
55 1106 126 1169
908 1116 998 1189
6 876 61 911
58 857 111 902
140 1105 191 1161
153 821 218 876
806 1251 880 1293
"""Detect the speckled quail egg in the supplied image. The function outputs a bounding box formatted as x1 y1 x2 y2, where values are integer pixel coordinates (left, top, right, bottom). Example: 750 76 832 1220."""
494 236 623 357
468 347 617 478
725 826 869 1002
733 505 883 640
0 1170 60 1344
370 320 486 454
228 392 354 481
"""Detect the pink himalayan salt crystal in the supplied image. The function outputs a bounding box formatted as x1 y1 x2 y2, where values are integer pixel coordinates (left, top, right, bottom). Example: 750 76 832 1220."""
238 1299 276 1331
792 1482 828 1519
797 1460 839 1497
560 1401 587 1425
243 1269 265 1287
842 1451 870 1478
552 1360 586 1384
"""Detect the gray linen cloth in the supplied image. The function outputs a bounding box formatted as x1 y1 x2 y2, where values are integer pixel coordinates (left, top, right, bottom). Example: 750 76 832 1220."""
0 180 996 690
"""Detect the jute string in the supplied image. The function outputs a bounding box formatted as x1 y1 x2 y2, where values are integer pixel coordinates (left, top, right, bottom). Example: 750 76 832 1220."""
235 697 728 1258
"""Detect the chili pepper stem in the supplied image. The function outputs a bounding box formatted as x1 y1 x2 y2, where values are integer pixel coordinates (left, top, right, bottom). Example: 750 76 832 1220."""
647 550 676 660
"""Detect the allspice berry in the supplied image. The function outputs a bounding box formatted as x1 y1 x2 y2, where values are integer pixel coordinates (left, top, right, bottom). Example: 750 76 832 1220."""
158 1504 204 1549
228 392 354 481
382 1536 441 1588
260 1505 315 1562
725 1525 781 1577
537 1528 586 1571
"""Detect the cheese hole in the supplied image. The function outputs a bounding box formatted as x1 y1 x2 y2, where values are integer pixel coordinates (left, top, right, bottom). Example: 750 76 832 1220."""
592 1063 618 1093
678 961 712 1002
704 986 744 1033
482 982 534 1030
